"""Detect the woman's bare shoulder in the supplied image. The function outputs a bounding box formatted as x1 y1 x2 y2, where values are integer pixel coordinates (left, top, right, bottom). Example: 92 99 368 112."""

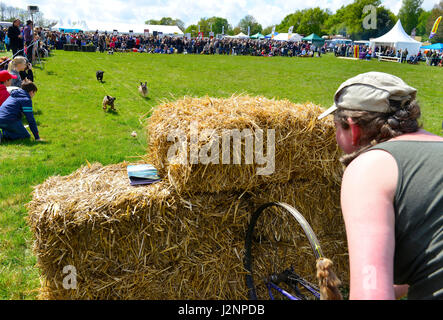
343 149 398 198
390 129 443 142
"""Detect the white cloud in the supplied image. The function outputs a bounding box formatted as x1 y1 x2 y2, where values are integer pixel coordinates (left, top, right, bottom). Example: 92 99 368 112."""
10 0 441 29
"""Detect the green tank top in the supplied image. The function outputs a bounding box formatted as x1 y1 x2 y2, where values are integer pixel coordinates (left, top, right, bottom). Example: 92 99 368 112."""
369 140 443 300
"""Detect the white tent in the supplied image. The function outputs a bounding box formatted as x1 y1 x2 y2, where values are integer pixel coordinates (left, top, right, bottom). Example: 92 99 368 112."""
81 22 183 35
234 32 249 39
369 20 421 58
273 33 303 42
52 19 89 32
142 24 183 35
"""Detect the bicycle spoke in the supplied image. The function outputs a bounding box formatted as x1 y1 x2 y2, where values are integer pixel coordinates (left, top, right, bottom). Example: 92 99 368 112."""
244 202 323 300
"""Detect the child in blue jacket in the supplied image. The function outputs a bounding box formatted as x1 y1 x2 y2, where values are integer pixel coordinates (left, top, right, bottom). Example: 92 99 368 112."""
0 81 42 142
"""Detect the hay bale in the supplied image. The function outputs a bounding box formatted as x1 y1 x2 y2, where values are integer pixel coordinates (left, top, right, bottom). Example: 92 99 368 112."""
28 163 250 299
145 95 342 194
28 95 348 299
28 162 348 300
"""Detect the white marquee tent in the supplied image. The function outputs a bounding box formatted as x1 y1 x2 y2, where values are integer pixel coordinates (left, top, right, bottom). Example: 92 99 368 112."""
90 23 183 35
52 19 89 32
229 32 249 39
369 20 421 58
273 33 303 42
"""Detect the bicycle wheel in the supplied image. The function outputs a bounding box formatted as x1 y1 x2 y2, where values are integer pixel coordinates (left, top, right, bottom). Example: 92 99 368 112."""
244 202 323 300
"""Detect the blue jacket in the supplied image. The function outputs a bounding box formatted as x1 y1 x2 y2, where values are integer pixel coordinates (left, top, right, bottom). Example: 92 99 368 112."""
0 88 39 140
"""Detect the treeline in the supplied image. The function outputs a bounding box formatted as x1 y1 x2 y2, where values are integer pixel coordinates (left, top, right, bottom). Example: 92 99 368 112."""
147 0 443 43
0 2 57 28
2 0 441 43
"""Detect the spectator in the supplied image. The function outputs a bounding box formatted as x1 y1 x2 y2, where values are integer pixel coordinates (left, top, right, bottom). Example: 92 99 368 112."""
0 81 42 143
426 49 432 65
0 27 5 51
24 20 34 63
7 56 27 87
318 72 443 300
20 61 34 83
431 50 438 66
0 70 17 106
4 32 10 51
7 19 24 57
401 49 408 63
98 35 106 53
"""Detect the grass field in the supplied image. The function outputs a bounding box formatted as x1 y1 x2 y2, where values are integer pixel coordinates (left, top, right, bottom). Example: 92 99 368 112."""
0 50 441 299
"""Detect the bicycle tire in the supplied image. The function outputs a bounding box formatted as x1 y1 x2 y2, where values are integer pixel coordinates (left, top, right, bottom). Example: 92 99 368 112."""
244 202 324 300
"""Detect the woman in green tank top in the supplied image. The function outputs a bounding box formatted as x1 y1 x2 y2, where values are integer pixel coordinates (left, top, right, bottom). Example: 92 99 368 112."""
318 72 443 300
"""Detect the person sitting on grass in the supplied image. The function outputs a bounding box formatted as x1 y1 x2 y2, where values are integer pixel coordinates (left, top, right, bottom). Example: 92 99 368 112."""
0 70 17 106
0 81 42 143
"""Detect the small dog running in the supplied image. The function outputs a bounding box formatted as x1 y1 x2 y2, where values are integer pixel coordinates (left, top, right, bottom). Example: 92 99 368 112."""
138 82 148 97
96 70 104 82
102 95 116 111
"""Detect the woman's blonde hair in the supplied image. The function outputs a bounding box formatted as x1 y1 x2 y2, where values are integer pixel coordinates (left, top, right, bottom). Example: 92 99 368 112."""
8 56 27 72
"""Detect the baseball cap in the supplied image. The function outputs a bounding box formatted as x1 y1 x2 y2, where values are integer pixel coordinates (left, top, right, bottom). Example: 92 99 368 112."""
318 72 417 120
0 70 18 82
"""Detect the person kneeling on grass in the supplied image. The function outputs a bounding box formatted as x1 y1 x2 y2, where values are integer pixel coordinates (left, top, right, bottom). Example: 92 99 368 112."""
318 72 443 300
0 81 42 143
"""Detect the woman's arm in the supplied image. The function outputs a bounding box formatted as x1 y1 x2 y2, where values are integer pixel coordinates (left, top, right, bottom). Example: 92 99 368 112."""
341 150 398 300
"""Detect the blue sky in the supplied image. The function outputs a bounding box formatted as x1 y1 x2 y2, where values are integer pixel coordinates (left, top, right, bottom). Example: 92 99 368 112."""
10 0 440 29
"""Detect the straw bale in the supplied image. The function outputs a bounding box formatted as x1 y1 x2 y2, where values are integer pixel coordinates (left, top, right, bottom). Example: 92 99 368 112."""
145 95 342 194
28 89 348 300
27 162 347 299
28 163 249 299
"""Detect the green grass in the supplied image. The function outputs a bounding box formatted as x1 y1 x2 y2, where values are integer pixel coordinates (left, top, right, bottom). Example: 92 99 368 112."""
0 51 441 299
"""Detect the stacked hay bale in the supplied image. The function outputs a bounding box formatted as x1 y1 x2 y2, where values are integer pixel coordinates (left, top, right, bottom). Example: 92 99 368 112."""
146 95 342 193
27 95 347 299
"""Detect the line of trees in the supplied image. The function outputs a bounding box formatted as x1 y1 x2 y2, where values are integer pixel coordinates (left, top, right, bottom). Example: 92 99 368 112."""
147 0 443 43
0 2 57 28
2 0 441 43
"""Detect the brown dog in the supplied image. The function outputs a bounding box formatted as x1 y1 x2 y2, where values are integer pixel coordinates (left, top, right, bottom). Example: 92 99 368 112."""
102 95 116 111
138 82 148 97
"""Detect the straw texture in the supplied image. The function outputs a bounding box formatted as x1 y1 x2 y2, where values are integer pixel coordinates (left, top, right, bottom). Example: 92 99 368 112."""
145 95 342 193
27 95 347 299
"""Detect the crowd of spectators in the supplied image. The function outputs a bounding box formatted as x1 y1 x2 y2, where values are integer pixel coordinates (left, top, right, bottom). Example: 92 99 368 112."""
0 19 51 65
333 42 442 65
40 30 326 57
2 23 441 65
424 49 443 66
132 36 327 57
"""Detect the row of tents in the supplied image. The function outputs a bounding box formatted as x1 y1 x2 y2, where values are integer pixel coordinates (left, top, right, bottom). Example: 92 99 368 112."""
227 20 443 58
227 31 325 46
52 19 441 57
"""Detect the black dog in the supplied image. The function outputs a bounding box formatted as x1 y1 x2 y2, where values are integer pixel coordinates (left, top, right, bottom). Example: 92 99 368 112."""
96 70 104 82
